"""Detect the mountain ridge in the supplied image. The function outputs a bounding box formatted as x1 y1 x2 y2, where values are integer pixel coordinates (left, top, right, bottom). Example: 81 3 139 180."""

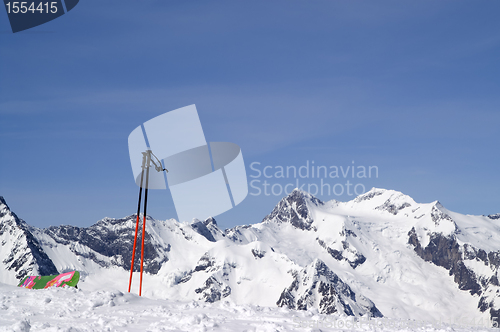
2 189 500 324
0 196 58 282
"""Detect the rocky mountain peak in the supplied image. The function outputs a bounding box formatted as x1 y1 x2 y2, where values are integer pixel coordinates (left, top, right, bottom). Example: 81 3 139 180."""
190 220 217 242
353 187 386 203
0 197 58 281
261 189 323 231
352 188 417 216
202 217 226 241
0 196 8 208
204 217 217 226
428 203 458 233
488 213 500 220
277 259 382 317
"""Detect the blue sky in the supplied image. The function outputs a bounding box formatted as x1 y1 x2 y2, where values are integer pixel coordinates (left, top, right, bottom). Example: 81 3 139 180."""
1 0 499 229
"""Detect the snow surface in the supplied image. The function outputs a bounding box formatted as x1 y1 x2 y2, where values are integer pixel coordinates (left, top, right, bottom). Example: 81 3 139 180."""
0 280 495 332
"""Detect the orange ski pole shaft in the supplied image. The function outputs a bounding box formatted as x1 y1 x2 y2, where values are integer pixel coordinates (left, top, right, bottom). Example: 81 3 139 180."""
128 201 141 293
128 153 146 293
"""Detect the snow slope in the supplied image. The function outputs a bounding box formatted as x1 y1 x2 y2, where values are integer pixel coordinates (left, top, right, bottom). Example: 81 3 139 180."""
0 281 496 332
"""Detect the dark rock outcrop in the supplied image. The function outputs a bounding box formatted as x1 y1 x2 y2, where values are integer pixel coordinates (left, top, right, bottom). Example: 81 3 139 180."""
277 259 382 317
408 224 500 326
195 276 231 303
408 227 481 295
42 215 169 274
316 238 366 269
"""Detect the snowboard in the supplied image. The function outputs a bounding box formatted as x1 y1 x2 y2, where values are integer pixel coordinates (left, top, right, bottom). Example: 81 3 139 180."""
17 271 80 289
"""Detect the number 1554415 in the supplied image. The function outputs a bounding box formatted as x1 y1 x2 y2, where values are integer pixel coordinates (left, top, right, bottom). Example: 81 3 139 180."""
5 2 58 14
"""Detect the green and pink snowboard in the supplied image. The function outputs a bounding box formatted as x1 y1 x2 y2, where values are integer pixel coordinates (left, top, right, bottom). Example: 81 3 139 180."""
17 271 80 289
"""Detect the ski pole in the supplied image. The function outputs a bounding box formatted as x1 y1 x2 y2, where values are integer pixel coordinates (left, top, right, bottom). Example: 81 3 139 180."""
139 151 151 296
128 152 146 293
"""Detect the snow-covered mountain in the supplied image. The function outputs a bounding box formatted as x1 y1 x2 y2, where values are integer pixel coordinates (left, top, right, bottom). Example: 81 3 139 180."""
0 197 57 283
2 188 500 325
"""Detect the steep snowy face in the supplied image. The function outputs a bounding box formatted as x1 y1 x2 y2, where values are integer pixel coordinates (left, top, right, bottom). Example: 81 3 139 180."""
0 197 57 283
406 205 500 325
262 189 323 231
225 190 352 266
190 217 226 242
341 188 500 324
34 215 171 275
33 214 230 278
346 188 417 215
158 234 298 307
277 259 382 317
343 188 458 235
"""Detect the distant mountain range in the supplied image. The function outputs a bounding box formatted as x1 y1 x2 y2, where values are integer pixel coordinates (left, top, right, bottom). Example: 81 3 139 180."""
2 189 500 324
